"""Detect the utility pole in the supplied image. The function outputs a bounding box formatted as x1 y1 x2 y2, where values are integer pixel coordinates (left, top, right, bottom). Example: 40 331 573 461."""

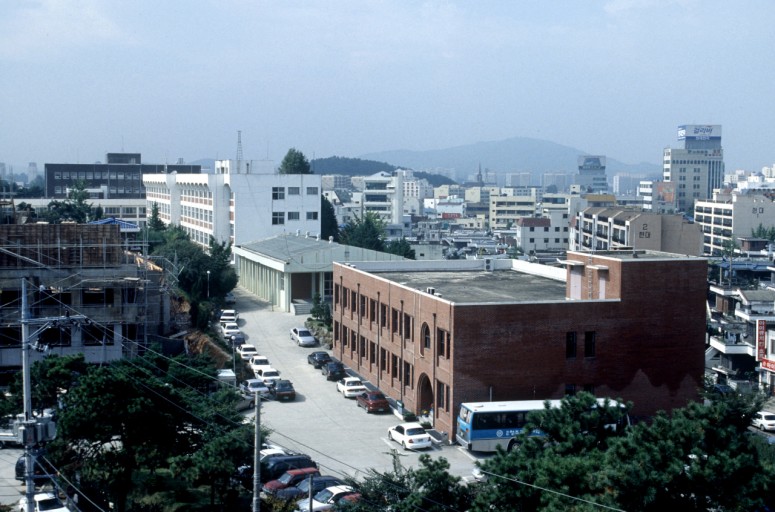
20 279 87 512
252 392 261 512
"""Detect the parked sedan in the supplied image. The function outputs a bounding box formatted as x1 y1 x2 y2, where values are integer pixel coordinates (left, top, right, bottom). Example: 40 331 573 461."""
236 344 258 358
752 410 775 431
387 422 433 451
290 327 318 347
294 485 357 512
222 322 241 338
336 377 367 398
249 355 272 374
270 380 296 401
240 379 271 399
307 351 332 369
256 367 282 387
18 492 68 512
356 391 390 413
321 361 346 381
273 475 345 502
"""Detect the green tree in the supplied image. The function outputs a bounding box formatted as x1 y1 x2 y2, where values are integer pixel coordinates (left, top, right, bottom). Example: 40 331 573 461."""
41 180 99 223
340 212 385 252
385 237 415 259
148 202 166 231
751 223 775 242
321 195 339 242
278 148 312 174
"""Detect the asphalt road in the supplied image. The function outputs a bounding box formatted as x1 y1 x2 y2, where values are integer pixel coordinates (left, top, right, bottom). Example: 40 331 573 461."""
230 288 490 485
0 446 23 507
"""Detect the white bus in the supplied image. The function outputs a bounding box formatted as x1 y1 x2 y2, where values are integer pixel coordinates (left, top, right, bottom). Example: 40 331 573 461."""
455 398 628 453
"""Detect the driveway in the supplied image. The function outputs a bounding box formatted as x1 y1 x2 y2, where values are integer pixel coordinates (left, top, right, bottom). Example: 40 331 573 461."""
231 287 489 483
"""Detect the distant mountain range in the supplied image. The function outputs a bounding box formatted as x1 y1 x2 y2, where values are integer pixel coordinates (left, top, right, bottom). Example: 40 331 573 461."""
360 136 662 181
191 136 662 183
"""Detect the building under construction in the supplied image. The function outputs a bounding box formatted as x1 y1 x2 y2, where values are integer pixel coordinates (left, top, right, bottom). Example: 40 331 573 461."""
0 223 170 372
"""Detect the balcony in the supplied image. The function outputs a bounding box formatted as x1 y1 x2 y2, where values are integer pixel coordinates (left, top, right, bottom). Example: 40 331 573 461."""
708 335 756 356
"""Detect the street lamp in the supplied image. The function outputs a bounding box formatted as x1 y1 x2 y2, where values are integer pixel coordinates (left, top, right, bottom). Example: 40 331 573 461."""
206 270 211 299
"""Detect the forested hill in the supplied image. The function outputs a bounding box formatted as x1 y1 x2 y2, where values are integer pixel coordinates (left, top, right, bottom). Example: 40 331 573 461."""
311 156 456 186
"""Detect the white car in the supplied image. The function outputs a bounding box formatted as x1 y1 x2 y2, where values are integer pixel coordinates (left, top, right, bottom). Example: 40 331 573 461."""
236 344 258 358
240 378 270 399
336 377 367 398
255 367 281 387
387 422 433 451
18 492 68 512
219 309 239 325
752 410 775 431
294 485 356 512
222 322 241 338
249 355 271 374
290 327 318 347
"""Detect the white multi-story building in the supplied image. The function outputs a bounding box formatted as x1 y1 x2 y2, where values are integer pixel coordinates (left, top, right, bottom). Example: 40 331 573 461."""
663 124 725 213
570 206 703 254
694 190 775 256
143 160 321 249
489 195 537 230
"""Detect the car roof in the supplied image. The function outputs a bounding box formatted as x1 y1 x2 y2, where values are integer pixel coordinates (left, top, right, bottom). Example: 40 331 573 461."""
397 422 424 429
322 485 354 494
342 377 362 382
285 467 319 476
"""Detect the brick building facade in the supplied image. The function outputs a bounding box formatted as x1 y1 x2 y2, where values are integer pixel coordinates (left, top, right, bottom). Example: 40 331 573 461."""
333 252 707 437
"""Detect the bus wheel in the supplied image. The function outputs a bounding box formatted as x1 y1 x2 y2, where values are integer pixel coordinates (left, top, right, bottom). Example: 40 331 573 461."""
507 440 520 452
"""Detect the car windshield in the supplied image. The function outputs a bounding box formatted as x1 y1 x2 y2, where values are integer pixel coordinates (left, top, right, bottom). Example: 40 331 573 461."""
264 371 279 378
277 382 292 390
37 497 63 510
299 329 312 337
278 472 295 484
314 489 334 501
764 414 775 420
247 382 263 391
371 393 385 400
347 380 362 387
406 428 425 436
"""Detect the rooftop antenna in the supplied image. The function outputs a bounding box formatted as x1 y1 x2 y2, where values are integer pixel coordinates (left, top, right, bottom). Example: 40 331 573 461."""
236 130 243 174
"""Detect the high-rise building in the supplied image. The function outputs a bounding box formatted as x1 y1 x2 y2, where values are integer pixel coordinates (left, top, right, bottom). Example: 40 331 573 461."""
663 125 724 213
576 156 608 193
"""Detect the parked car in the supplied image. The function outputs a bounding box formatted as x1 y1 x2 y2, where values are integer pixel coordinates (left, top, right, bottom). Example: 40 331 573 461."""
261 467 320 497
240 379 271 399
294 485 357 512
273 475 345 502
234 391 257 411
224 291 236 304
18 492 68 512
237 344 258 358
261 454 317 483
228 333 247 346
219 309 239 324
290 327 318 347
752 410 775 431
307 351 332 368
249 355 272 374
321 361 346 381
221 322 241 338
256 367 282 387
14 453 51 485
356 391 390 413
270 380 296 401
336 377 367 398
387 422 433 451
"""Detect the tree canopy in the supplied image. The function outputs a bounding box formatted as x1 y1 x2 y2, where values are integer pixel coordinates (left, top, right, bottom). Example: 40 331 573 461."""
339 212 386 252
278 148 312 174
40 180 102 223
321 195 339 242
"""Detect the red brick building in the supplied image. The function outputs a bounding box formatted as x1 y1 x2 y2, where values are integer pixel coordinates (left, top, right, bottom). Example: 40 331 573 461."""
332 251 707 437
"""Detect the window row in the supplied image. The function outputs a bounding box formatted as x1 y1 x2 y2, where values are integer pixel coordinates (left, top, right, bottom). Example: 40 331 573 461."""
53 171 142 180
272 211 319 224
272 186 320 200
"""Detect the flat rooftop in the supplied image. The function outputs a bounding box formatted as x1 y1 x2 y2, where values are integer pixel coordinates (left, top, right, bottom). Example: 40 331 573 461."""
375 269 568 304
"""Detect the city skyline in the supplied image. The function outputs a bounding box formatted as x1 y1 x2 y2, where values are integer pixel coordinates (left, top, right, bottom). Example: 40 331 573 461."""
2 1 774 172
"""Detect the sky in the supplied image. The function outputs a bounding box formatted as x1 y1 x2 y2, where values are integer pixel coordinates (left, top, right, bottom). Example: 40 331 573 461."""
1 0 774 173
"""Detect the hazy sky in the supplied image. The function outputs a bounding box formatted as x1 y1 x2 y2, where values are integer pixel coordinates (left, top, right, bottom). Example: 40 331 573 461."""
2 0 774 172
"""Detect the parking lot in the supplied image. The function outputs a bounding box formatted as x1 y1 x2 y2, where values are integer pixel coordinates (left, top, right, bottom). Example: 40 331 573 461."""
229 288 489 484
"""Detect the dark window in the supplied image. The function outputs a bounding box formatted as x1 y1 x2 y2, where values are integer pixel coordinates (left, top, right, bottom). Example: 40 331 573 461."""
565 384 576 396
272 212 284 225
566 332 577 358
403 313 412 340
272 187 285 200
584 331 596 358
421 323 431 350
391 308 399 334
